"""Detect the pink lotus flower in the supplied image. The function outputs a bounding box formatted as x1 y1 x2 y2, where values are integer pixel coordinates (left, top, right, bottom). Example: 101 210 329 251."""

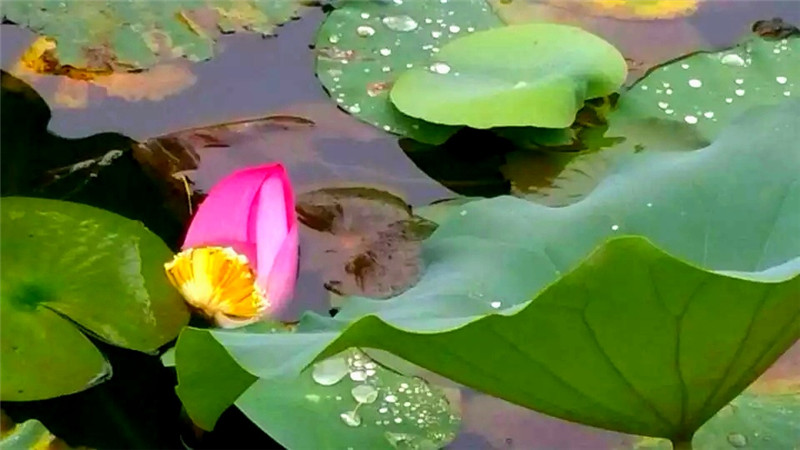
164 163 298 328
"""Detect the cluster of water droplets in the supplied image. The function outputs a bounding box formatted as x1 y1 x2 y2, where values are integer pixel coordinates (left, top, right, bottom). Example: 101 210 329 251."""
634 38 795 128
309 349 459 448
316 0 495 135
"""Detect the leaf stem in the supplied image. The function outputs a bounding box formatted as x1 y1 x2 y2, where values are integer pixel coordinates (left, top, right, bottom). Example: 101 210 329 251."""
672 440 693 450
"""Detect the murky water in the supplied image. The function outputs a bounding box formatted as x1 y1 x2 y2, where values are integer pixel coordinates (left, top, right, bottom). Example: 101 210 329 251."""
2 2 799 449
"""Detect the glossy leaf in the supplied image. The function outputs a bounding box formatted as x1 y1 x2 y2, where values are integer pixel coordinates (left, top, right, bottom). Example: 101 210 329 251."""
175 324 460 449
2 0 305 72
607 34 799 152
314 0 501 143
1 197 189 400
390 23 627 128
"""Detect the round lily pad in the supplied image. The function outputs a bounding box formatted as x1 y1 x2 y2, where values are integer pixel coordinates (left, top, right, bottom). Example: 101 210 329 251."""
389 23 627 128
314 0 502 144
1 197 189 400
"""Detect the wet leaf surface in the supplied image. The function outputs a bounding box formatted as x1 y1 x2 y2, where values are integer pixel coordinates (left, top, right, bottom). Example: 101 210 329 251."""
297 187 436 299
175 324 460 449
314 0 501 143
1 0 307 72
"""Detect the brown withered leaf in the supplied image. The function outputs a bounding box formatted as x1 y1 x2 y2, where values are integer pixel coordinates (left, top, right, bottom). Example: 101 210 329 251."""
296 187 437 299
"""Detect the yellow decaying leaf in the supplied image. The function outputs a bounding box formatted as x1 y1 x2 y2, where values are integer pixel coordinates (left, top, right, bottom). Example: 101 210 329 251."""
92 63 197 101
164 246 268 328
13 37 196 108
568 0 699 20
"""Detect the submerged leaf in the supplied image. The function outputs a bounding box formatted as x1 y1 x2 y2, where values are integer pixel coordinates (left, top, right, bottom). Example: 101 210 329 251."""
0 197 189 400
297 187 436 298
314 0 501 144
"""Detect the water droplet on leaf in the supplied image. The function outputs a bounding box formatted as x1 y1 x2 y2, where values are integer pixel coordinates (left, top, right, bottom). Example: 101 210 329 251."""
429 62 451 74
352 384 379 404
312 357 349 386
340 410 362 427
382 15 418 32
357 25 376 37
727 432 748 448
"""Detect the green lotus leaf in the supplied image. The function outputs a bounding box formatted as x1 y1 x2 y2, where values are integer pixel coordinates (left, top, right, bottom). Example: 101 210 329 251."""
390 23 627 128
174 322 460 449
175 100 800 444
607 34 799 152
1 197 189 400
2 0 305 72
314 0 501 144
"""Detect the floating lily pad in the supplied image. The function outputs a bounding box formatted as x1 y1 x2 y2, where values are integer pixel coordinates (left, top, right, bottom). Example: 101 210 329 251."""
297 187 436 298
314 0 501 144
1 197 189 400
175 101 800 443
175 323 460 449
607 34 799 151
1 1 305 72
390 23 627 128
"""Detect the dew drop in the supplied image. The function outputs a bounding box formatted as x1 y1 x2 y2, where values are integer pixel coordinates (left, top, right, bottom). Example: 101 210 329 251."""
350 370 367 381
684 115 698 124
312 357 349 386
381 66 391 73
657 101 669 109
340 410 362 427
681 63 690 69
720 54 746 67
490 301 502 309
379 48 392 56
381 15 418 32
735 89 745 96
611 224 620 231
351 384 378 404
735 78 744 85
394 417 403 424
646 202 653 208
449 25 461 33
513 81 527 89
429 62 451 74
688 79 702 88
360 12 370 19
640 85 649 90
467 27 475 32
776 76 788 84
703 111 714 118
431 30 442 38
664 109 674 114
385 394 398 403
727 432 747 448
383 125 391 131
328 34 341 44
348 104 361 114
356 25 376 37
725 98 733 103
784 91 792 97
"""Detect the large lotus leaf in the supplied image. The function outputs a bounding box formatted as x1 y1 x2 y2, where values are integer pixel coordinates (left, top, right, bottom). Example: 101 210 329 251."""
175 101 800 442
607 34 799 152
1 197 189 400
1 0 304 72
314 0 501 144
174 323 460 449
390 23 627 128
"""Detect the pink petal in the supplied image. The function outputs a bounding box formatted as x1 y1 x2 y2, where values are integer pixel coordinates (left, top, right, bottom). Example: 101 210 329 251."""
183 163 295 273
259 224 299 314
